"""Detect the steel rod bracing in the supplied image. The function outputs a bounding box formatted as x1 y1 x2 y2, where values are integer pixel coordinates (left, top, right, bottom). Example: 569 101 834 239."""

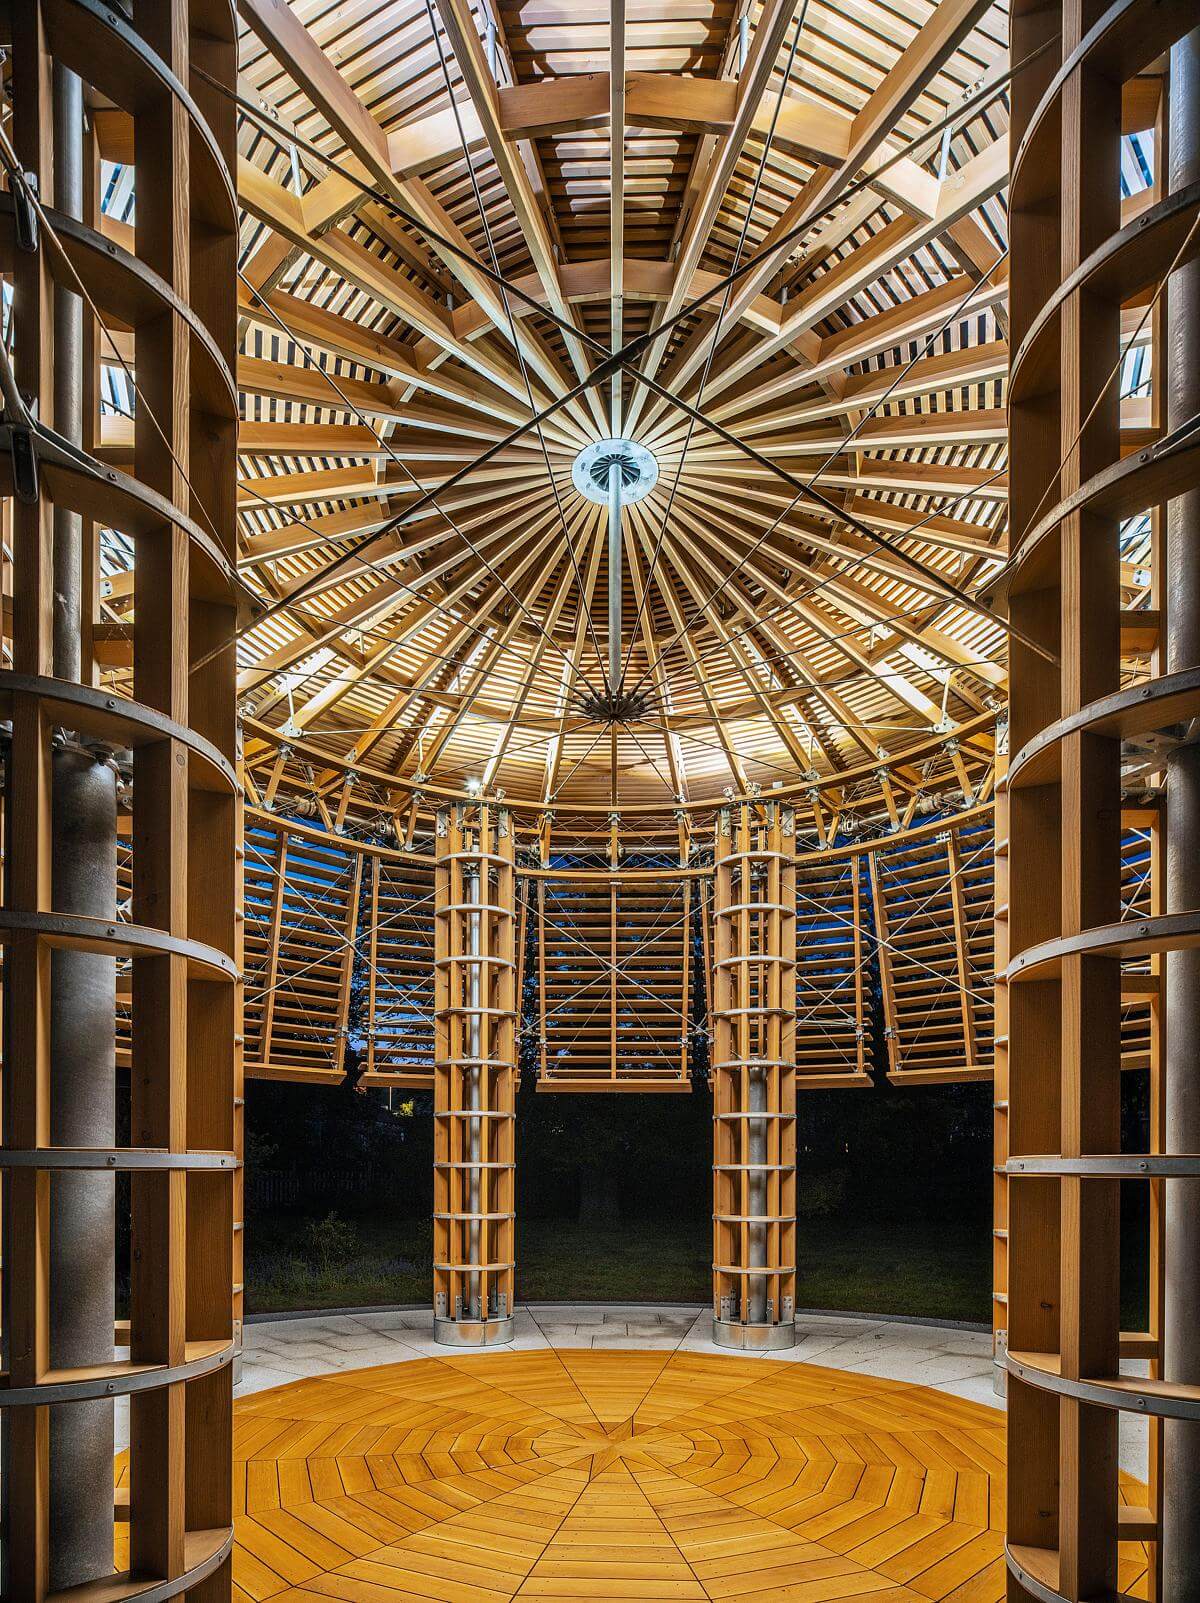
193 44 1057 674
421 0 611 693
620 0 813 692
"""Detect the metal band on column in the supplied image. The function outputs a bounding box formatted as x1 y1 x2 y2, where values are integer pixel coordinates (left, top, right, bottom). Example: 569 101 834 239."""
711 799 797 1351
433 801 517 1346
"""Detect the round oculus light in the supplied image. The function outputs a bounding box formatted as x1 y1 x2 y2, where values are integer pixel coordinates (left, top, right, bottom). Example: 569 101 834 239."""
570 437 659 506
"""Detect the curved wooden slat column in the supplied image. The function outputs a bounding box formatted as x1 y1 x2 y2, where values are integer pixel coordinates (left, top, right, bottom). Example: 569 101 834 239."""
1162 26 1200 1595
432 801 517 1345
1005 1 1200 1595
711 798 797 1350
1 1 239 1598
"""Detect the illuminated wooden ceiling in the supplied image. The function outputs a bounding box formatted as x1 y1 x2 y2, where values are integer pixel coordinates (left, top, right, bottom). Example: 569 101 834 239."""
91 1 1152 820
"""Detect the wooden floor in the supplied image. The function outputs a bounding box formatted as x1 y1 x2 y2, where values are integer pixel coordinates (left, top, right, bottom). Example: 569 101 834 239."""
131 1347 1151 1602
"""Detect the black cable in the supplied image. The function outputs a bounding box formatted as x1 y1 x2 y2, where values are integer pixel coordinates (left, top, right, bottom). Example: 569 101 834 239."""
620 0 812 692
421 0 610 691
191 40 1053 666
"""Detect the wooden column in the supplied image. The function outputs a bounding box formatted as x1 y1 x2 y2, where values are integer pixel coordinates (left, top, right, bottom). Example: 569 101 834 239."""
1005 2 1200 1596
1163 26 1200 1599
433 800 517 1345
711 797 797 1350
1 1 239 1597
991 715 1010 1396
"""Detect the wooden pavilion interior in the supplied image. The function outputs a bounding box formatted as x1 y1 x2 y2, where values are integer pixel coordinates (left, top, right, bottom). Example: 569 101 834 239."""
0 0 1198 1597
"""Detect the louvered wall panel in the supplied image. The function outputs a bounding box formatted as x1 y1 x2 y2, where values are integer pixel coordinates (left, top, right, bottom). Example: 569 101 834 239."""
536 872 692 1090
242 819 360 1082
361 852 438 1087
793 854 871 1085
871 816 996 1083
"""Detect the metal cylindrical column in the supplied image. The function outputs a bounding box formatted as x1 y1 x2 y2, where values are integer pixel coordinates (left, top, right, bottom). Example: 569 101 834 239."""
711 799 797 1351
608 458 622 693
433 802 517 1345
746 1064 768 1323
1163 25 1200 1597
466 862 483 1317
43 58 120 1591
49 750 117 1586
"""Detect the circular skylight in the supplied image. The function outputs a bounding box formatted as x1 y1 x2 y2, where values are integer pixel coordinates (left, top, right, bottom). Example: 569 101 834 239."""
571 437 659 506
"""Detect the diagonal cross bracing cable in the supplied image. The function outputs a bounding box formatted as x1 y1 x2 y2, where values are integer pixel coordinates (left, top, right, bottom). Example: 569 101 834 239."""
620 0 813 693
188 44 1054 670
421 0 611 692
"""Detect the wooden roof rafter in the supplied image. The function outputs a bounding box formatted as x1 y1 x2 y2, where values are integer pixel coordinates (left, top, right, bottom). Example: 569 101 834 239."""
73 0 1163 833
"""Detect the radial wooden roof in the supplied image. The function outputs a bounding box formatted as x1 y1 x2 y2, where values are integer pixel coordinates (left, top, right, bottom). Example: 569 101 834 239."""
230 0 1025 817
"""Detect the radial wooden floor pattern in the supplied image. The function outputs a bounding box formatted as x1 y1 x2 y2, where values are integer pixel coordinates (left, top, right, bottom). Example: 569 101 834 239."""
170 1348 1152 1602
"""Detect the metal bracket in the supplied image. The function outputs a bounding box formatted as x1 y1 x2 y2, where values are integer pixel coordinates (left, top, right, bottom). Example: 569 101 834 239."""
13 170 39 253
1122 720 1200 784
0 419 39 505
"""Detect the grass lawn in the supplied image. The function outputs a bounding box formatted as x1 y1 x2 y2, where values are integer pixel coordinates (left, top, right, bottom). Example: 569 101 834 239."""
245 1202 995 1323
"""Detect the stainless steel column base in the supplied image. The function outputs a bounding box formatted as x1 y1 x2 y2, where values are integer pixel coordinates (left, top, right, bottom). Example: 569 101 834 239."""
712 1317 796 1352
992 1330 1007 1399
433 1315 516 1348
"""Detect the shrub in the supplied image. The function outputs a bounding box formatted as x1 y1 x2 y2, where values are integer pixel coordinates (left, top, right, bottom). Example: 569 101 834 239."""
306 1210 356 1271
797 1171 848 1218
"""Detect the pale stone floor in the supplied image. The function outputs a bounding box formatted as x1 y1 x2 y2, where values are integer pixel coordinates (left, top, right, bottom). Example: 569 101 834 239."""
115 1301 1149 1479
239 1302 1000 1406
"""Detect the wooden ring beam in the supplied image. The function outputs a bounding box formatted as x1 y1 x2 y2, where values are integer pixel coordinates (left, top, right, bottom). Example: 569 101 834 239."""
1009 180 1200 405
1008 1154 1200 1178
240 709 998 823
0 1148 238 1171
1007 665 1200 789
0 1341 235 1409
0 196 239 419
1005 1543 1141 1603
42 0 238 230
995 414 1200 599
0 908 240 980
0 421 240 602
1010 0 1193 202
0 672 239 793
1008 910 1200 982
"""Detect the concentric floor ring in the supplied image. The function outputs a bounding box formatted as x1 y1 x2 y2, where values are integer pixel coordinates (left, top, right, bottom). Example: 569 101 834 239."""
207 1347 1154 1602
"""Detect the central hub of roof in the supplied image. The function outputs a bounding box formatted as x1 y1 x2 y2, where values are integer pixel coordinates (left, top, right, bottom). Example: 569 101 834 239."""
571 437 658 506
